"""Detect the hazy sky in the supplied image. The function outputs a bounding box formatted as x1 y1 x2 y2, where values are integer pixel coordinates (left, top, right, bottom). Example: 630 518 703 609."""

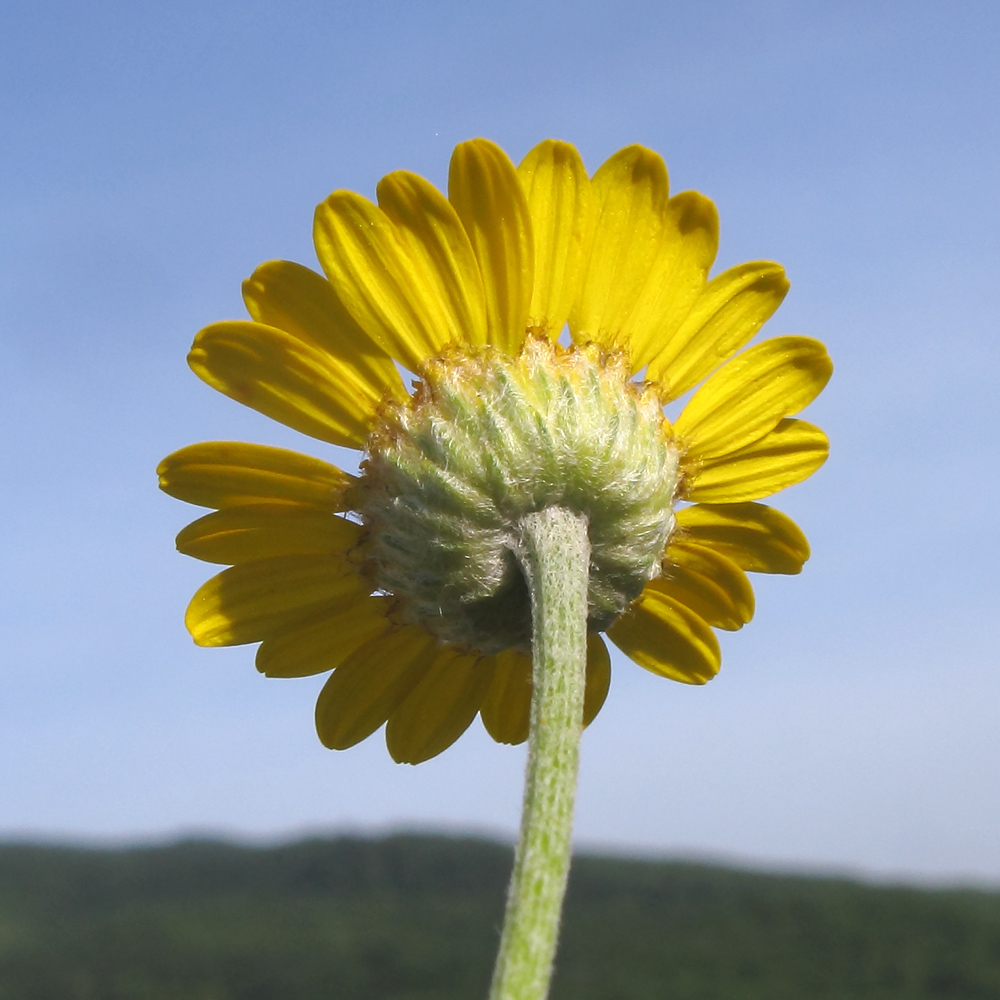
3 0 999 884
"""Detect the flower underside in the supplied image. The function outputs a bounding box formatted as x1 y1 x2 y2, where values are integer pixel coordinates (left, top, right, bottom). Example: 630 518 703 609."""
362 337 680 653
160 137 832 764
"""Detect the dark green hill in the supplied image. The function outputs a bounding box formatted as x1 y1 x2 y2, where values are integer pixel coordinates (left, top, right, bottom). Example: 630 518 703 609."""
0 834 998 1000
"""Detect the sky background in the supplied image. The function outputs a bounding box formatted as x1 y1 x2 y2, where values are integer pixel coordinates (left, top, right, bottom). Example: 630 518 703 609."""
2 0 999 885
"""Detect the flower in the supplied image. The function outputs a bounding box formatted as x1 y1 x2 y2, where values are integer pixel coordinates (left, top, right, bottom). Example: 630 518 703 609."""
159 139 831 764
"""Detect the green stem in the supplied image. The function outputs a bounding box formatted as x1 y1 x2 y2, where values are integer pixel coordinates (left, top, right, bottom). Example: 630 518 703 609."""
489 506 590 1000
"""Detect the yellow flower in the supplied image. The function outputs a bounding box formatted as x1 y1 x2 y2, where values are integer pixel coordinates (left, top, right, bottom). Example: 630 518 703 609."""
159 139 831 764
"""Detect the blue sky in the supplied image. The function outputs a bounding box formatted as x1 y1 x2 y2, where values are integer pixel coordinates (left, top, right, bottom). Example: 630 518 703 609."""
2 0 999 883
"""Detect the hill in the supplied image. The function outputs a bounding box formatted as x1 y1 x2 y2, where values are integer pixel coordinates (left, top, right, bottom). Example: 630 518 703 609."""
1 834 998 999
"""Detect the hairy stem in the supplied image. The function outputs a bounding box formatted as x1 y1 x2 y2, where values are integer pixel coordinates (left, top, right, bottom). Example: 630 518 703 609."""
488 506 590 1000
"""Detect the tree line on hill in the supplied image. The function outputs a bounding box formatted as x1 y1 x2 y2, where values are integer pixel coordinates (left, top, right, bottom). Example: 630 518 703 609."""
1 834 998 999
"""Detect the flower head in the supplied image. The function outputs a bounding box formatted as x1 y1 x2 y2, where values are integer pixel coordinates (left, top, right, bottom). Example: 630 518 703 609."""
159 139 831 764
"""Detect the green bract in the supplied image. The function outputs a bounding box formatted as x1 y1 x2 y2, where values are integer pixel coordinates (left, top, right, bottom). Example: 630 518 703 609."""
361 336 680 652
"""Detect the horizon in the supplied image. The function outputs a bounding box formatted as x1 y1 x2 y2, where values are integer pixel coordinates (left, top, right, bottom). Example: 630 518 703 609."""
4 825 999 893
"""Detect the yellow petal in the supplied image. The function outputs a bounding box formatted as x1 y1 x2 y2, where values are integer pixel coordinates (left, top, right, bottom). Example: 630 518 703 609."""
479 635 611 747
583 633 612 726
674 336 833 460
684 418 829 503
570 145 670 351
314 625 438 750
188 321 381 448
674 502 810 574
157 442 357 511
185 554 366 647
646 261 789 400
448 138 534 354
175 504 361 565
242 259 405 402
608 588 720 684
479 649 533 746
615 190 719 372
517 140 596 339
376 170 489 350
313 190 451 372
386 648 495 764
657 543 754 631
256 596 394 678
